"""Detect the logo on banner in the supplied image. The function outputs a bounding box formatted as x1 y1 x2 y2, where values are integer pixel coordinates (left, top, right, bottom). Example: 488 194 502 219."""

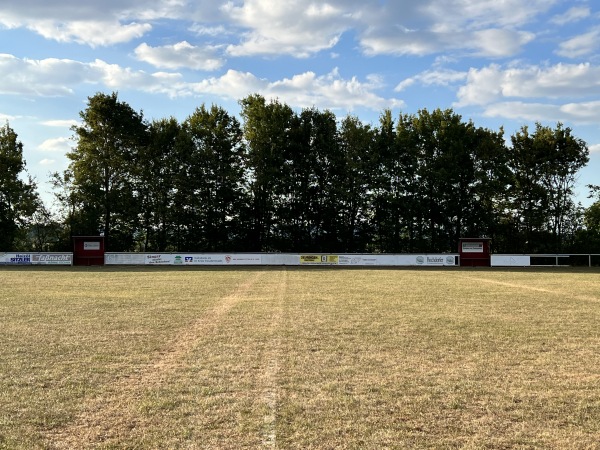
225 255 232 263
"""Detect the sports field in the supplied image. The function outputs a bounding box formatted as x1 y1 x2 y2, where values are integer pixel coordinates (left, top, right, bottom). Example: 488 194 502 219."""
1 266 600 449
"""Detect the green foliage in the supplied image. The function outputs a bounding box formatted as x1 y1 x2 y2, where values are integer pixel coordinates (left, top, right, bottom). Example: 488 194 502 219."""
0 122 39 250
43 92 593 253
506 123 589 252
67 92 148 250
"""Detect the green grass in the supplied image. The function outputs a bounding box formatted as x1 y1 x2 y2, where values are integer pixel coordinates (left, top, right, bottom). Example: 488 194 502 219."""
1 266 600 449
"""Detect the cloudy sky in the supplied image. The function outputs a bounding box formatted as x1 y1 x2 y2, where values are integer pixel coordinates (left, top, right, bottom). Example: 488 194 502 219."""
1 0 599 206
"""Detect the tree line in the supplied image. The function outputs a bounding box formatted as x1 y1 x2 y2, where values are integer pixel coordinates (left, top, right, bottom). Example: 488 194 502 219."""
2 91 599 254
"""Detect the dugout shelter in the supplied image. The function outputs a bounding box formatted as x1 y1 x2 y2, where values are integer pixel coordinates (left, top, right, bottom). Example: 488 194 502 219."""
73 236 105 266
459 237 491 267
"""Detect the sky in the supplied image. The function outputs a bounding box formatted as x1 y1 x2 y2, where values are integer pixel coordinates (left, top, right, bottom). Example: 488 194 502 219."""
1 0 599 207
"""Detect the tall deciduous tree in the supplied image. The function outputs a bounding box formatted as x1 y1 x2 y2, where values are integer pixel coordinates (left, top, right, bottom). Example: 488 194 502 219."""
175 104 247 251
68 92 148 250
337 114 376 252
0 122 39 250
507 123 588 252
240 94 296 251
136 117 181 251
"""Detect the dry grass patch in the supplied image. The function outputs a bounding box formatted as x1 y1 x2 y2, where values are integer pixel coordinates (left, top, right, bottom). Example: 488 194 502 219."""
1 266 599 449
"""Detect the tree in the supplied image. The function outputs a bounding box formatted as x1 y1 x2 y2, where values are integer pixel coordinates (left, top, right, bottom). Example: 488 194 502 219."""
576 185 600 253
239 94 296 251
68 92 148 250
135 117 181 251
0 122 39 250
337 114 376 252
175 105 247 251
506 123 588 252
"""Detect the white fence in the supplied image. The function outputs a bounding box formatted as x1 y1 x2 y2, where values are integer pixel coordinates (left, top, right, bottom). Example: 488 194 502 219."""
2 252 599 267
105 253 458 266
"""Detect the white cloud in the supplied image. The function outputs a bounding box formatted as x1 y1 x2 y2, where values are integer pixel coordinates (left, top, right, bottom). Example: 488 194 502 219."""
0 54 402 112
0 0 216 46
0 54 87 96
422 0 556 28
39 158 56 166
395 69 467 92
134 41 225 71
556 28 600 58
456 63 600 107
29 20 151 47
39 137 71 153
358 0 546 58
471 29 535 57
191 68 404 111
454 62 600 125
189 24 231 37
224 0 350 57
589 143 600 154
41 120 79 128
551 6 590 25
0 112 17 121
482 101 562 122
0 0 564 57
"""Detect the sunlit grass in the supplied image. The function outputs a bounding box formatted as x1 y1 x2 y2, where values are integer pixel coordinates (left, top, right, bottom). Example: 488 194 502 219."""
1 266 599 448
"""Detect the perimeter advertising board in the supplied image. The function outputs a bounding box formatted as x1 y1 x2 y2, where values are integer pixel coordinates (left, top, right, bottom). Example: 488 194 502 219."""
140 254 263 265
491 255 531 267
300 255 339 264
0 253 31 264
0 253 72 265
102 253 456 266
300 254 455 266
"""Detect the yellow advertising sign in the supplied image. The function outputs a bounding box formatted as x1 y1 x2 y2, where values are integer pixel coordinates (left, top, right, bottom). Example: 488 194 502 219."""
300 255 339 264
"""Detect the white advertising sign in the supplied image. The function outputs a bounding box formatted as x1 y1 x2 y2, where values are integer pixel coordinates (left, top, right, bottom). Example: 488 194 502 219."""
338 255 398 265
141 254 262 265
1 253 31 264
84 242 101 250
32 253 72 265
145 254 174 265
0 253 72 265
462 242 484 253
491 255 530 267
181 254 262 265
105 253 146 265
102 253 456 267
338 254 455 266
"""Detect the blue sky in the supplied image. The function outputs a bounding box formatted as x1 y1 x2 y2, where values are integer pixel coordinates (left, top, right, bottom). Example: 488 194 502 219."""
1 0 599 207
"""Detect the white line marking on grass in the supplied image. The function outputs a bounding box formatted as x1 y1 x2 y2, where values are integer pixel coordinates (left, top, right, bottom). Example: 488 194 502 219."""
458 275 600 302
261 268 287 449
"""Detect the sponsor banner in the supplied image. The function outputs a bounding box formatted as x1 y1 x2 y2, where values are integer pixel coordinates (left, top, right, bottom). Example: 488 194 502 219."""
413 255 456 266
1 253 32 264
300 255 339 264
103 253 455 267
0 253 72 265
142 254 263 265
262 254 298 265
145 254 174 265
462 242 484 253
338 254 455 266
32 253 72 265
491 255 530 267
338 255 396 265
105 253 146 265
84 242 101 250
182 254 262 265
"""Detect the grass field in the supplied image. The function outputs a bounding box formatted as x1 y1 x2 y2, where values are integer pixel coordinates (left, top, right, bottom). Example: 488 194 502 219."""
1 266 600 449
